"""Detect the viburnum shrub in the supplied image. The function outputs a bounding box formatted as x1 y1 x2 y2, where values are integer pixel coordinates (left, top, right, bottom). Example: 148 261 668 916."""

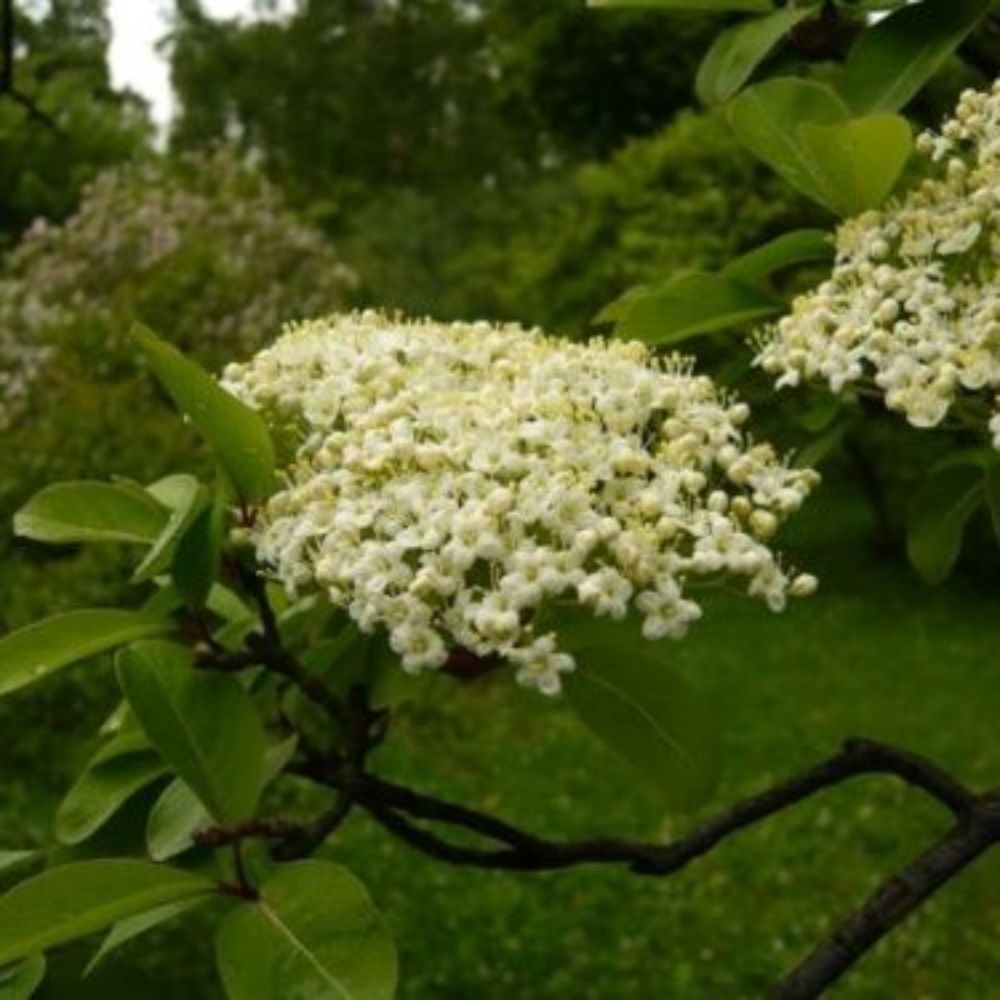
0 317 814 997
0 3 998 998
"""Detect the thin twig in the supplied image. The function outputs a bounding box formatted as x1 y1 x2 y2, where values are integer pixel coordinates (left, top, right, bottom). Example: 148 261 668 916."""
194 817 306 849
235 562 349 725
271 794 355 861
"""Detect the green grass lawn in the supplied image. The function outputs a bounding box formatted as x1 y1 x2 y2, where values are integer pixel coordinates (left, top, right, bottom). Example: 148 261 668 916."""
5 477 1000 998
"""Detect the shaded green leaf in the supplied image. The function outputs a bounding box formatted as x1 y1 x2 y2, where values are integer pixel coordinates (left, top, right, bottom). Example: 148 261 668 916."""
0 853 44 895
216 861 397 1000
906 464 984 585
146 779 210 863
0 954 45 1000
726 77 849 208
14 481 167 547
983 463 1000 549
147 736 296 861
797 114 912 216
722 229 833 283
613 271 781 345
117 641 266 823
84 898 206 977
55 733 167 846
589 0 772 11
0 611 171 699
133 476 207 583
560 618 720 809
696 7 813 105
130 323 275 503
171 488 226 609
839 0 992 113
0 860 214 967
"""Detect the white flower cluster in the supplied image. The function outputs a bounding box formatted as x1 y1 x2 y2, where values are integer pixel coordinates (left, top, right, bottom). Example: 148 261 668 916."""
755 81 1000 440
224 312 818 694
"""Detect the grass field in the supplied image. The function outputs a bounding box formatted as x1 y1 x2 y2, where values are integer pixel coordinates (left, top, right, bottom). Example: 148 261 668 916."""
5 474 1000 998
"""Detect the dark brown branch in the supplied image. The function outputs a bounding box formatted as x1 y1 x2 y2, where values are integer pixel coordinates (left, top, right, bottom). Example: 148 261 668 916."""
0 0 64 134
2 0 13 92
337 739 989 994
321 739 976 877
775 791 1000 998
235 562 350 725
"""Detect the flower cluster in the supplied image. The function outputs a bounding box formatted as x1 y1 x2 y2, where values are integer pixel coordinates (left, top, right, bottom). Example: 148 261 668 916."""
755 81 1000 440
0 147 356 429
224 312 817 694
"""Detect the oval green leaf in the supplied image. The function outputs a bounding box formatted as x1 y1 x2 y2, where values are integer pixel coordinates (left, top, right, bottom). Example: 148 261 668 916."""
0 954 45 1000
116 641 266 823
589 0 773 11
613 271 781 345
560 618 720 810
133 476 208 583
839 0 992 113
147 736 296 862
696 7 813 105
130 323 275 503
216 861 397 1000
797 113 912 216
0 611 172 699
56 734 167 846
0 860 214 967
906 464 985 585
146 779 211 863
171 487 225 610
14 481 167 547
726 77 849 209
722 229 833 283
84 898 206 977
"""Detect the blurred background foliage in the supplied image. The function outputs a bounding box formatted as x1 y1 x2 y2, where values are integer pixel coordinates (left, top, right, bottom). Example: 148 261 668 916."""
1 0 999 996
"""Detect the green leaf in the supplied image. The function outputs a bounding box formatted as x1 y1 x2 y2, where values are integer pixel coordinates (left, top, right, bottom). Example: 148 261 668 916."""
55 734 168 846
0 853 44 894
0 611 172 699
797 114 912 216
146 779 210 863
559 618 720 809
147 737 296 861
696 7 813 105
726 77 849 209
133 476 207 583
0 860 214 967
983 464 1000 549
589 0 773 11
14 481 167 547
839 0 992 113
722 229 833 283
117 641 266 823
0 954 45 1000
216 861 397 1000
906 464 984 585
613 271 781 345
171 487 226 610
130 323 275 503
84 898 205 977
